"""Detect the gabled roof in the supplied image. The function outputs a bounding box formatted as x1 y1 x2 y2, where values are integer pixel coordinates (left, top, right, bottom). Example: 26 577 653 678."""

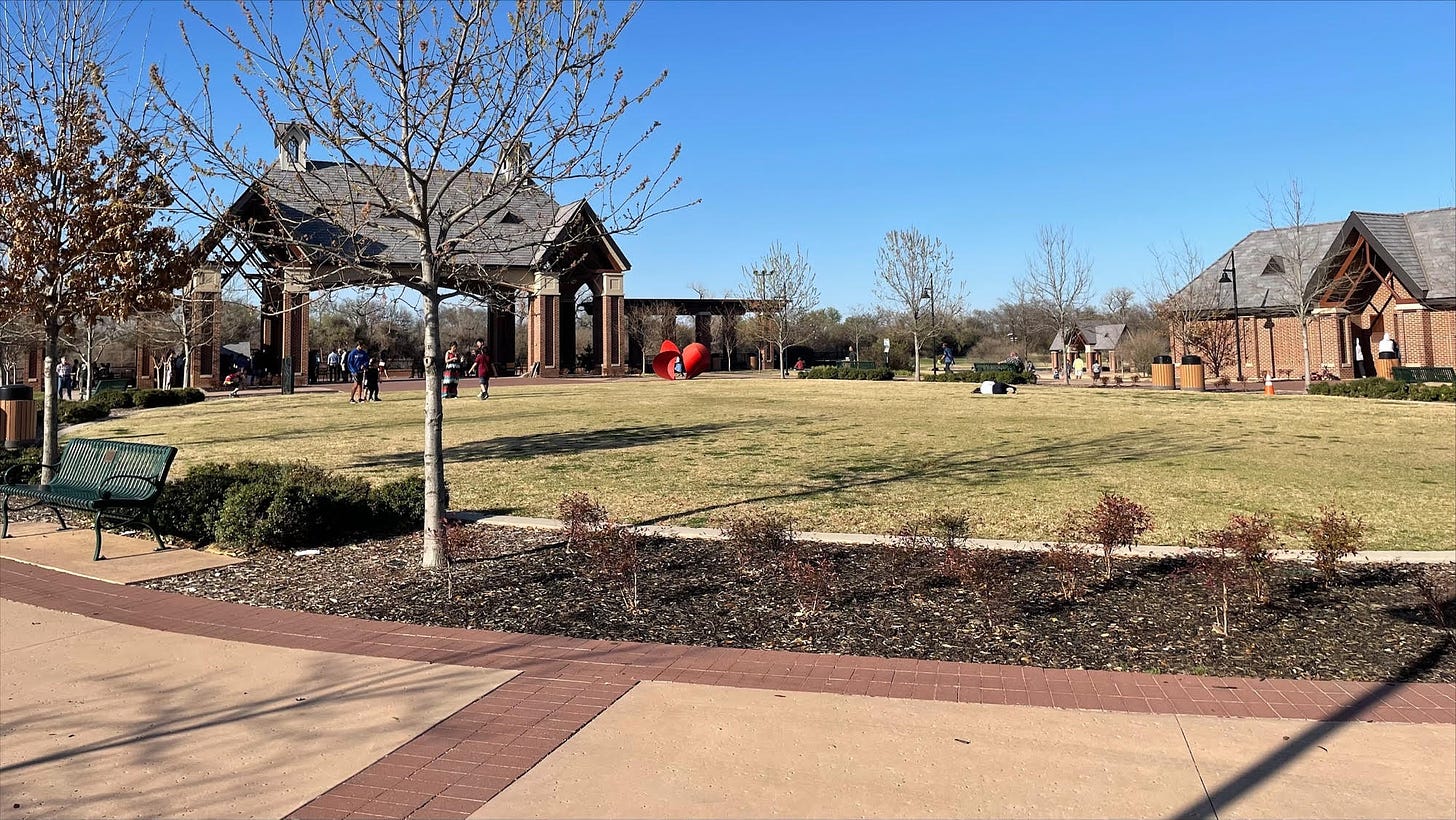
1049 324 1127 352
1183 208 1454 311
213 159 628 274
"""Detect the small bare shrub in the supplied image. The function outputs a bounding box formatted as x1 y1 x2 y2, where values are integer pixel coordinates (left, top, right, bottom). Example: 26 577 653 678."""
1413 565 1456 629
1220 514 1279 603
940 545 1012 630
1074 492 1154 578
888 510 978 575
558 491 608 553
583 522 644 612
1300 505 1366 585
1113 375 1123 385
1130 373 1140 383
1042 540 1097 601
1100 376 1110 386
1187 538 1245 635
719 508 798 569
782 552 835 616
1214 375 1231 388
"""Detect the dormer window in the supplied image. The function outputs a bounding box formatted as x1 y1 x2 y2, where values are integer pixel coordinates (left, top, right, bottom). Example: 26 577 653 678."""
1260 257 1286 277
501 212 524 224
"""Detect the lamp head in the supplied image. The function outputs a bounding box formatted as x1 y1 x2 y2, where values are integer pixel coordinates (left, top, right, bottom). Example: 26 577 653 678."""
1218 270 1232 284
921 287 932 300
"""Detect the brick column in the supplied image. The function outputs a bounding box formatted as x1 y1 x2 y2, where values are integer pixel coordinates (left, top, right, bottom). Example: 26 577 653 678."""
188 268 223 389
281 267 311 382
598 273 626 375
528 272 561 376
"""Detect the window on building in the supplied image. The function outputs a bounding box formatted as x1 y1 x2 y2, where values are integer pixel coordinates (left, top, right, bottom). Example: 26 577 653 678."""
1337 321 1347 365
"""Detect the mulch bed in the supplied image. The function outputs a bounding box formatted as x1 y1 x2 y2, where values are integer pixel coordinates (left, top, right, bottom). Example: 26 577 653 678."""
138 523 1456 683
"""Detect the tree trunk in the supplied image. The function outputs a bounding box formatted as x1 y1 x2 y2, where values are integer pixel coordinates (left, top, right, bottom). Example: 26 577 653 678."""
420 285 448 568
777 326 786 378
912 331 921 382
84 323 95 399
41 323 61 485
1300 320 1313 388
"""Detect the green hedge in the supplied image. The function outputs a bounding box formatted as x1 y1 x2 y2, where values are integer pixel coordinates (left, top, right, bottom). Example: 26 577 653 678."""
153 460 436 549
1308 378 1456 402
0 447 41 484
923 369 1038 385
798 365 895 381
54 388 206 426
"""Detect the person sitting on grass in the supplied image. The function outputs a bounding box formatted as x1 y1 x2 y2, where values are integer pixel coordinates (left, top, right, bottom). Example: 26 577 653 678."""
223 367 243 398
978 379 1017 395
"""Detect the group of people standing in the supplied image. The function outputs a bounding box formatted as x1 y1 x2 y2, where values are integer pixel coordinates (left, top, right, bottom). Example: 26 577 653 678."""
343 342 387 404
441 339 492 400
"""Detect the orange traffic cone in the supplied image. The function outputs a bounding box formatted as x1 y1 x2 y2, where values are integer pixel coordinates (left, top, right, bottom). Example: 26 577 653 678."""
1264 374 1276 396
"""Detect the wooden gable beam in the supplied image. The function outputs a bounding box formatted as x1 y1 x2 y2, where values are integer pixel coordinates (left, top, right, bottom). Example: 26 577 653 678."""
1318 234 1369 307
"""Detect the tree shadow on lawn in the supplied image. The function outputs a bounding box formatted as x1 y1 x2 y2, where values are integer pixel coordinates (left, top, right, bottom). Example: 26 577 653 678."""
640 432 1221 526
354 420 749 468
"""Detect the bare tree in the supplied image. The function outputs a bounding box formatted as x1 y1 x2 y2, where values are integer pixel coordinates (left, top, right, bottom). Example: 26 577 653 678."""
1147 235 1234 375
1100 287 1137 323
622 302 656 373
1259 179 1327 387
154 0 686 567
1016 226 1094 384
872 228 960 381
0 0 190 480
740 242 820 377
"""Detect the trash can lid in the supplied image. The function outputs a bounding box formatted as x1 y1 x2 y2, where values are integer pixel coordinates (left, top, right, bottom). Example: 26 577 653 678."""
1152 355 1173 364
1180 355 1203 365
0 385 34 401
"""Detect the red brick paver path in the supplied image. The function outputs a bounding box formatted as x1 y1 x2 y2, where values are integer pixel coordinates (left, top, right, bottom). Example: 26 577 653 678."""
3 557 1452 820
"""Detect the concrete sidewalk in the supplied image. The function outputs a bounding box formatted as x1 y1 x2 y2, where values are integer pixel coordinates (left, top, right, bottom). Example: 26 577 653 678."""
2 547 1452 820
468 514 1456 565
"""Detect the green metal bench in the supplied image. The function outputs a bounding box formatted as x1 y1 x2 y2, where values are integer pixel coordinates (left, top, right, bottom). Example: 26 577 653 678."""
1392 366 1456 383
92 379 131 394
1 438 177 560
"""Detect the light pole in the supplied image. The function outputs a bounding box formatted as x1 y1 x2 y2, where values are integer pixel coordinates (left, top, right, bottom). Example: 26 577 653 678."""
1263 317 1276 379
922 285 938 375
1219 251 1244 382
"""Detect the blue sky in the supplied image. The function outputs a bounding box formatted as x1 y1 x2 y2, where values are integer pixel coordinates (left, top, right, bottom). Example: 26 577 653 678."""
138 0 1454 311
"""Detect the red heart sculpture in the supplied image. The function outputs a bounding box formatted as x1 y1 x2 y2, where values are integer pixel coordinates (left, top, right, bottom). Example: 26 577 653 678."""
651 341 680 380
681 343 710 378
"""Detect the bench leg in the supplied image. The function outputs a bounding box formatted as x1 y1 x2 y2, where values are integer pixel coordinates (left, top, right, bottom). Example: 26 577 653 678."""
145 511 166 552
50 505 69 531
93 513 105 561
1 495 8 539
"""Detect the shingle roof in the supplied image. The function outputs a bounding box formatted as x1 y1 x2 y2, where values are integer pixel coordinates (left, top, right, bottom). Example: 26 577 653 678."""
1184 208 1455 310
1049 324 1127 352
235 160 588 271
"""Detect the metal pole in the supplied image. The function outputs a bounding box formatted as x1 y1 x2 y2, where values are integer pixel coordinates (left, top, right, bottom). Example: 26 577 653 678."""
930 284 938 375
1230 251 1244 382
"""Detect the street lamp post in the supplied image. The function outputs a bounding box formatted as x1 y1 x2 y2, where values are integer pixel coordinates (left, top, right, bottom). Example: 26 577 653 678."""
922 285 938 375
1264 317 1276 379
753 268 787 378
1219 251 1244 382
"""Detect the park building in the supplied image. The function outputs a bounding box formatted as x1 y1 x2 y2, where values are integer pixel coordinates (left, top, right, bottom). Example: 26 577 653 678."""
1170 208 1455 380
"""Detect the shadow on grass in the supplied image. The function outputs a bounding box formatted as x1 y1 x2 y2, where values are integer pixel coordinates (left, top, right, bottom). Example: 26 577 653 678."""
355 421 748 468
639 432 1220 526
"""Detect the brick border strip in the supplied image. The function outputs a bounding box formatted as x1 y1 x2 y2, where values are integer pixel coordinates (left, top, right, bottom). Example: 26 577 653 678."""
3 557 1453 819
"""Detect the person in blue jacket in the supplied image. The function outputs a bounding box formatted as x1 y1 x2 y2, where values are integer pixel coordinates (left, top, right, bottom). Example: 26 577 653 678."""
346 341 369 403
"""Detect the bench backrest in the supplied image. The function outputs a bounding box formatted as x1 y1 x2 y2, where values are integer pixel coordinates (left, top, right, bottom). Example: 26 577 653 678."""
1392 366 1456 383
53 438 177 501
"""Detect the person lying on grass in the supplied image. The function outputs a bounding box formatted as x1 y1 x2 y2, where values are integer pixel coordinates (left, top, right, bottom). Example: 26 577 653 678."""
978 379 1017 395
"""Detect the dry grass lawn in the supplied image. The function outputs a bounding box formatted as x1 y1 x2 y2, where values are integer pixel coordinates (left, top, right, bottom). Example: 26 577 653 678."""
79 377 1454 550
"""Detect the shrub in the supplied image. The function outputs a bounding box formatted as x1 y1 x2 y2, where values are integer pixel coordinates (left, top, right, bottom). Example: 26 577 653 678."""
175 387 206 404
1100 376 1110 387
58 399 111 425
1412 565 1456 629
1213 375 1231 388
1041 540 1097 601
581 521 645 612
558 491 608 553
1307 378 1455 402
1113 375 1123 385
923 369 1037 385
370 474 428 534
1186 535 1247 635
90 389 135 409
719 508 799 569
939 545 1012 629
214 480 282 549
781 552 835 616
1206 514 1280 603
1300 505 1366 585
1073 492 1154 578
799 365 894 381
0 447 42 484
887 510 978 583
132 388 182 409
154 461 289 544
1129 374 1140 383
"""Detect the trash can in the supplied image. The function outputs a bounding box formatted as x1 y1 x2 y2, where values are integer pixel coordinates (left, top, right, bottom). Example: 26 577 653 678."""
281 357 295 395
1151 355 1176 389
1 385 37 450
1179 355 1206 392
1375 351 1399 380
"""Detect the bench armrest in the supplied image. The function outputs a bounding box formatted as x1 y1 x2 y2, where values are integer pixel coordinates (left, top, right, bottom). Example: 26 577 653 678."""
95 473 165 501
2 462 53 486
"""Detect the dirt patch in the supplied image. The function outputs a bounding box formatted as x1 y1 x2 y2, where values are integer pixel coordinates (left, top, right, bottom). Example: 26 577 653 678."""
140 524 1456 683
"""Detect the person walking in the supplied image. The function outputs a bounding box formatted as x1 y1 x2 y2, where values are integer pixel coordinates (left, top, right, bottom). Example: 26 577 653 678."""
941 343 955 374
469 341 492 400
364 356 382 402
56 358 74 400
346 341 369 403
